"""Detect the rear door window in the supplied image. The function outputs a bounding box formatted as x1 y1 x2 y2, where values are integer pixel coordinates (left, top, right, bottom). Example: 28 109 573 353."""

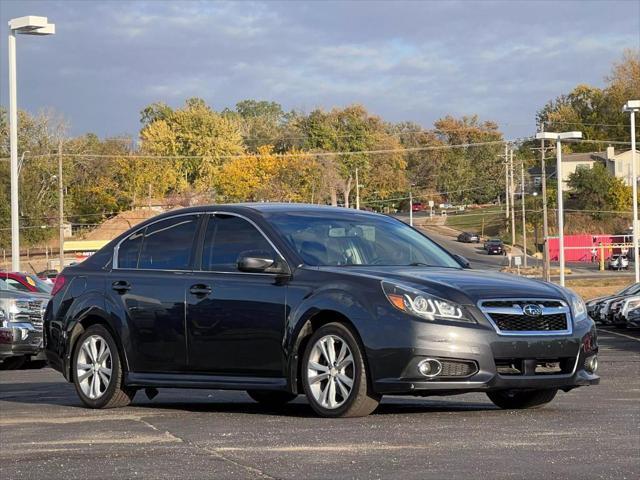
137 215 200 270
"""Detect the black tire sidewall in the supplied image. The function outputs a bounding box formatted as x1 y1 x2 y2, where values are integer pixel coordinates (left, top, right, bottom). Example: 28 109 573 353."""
72 325 123 408
302 323 368 417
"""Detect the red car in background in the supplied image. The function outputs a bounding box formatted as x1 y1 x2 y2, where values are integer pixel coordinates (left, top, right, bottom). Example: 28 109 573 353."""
0 272 52 294
411 202 424 212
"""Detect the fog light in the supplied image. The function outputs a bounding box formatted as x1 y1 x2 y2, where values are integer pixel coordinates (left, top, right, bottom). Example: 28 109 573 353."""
585 355 598 373
418 358 442 378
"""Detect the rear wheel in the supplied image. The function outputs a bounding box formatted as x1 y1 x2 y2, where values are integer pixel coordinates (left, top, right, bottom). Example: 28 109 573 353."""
246 390 297 407
302 323 380 418
487 389 557 409
72 325 135 409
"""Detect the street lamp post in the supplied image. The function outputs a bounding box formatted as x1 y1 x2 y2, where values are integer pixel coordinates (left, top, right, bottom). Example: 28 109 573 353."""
623 100 640 283
535 131 582 287
7 16 55 272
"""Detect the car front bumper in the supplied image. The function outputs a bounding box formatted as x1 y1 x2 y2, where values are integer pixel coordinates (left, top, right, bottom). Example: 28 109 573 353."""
0 323 44 360
367 313 599 395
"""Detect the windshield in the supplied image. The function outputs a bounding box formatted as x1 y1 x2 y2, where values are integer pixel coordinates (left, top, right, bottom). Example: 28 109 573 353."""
619 283 640 295
266 211 461 268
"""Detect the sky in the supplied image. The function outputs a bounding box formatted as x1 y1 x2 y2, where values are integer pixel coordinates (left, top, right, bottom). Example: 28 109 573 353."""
0 0 638 141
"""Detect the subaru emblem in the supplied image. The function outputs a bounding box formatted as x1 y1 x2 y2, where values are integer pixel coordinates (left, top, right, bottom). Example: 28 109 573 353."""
522 304 543 317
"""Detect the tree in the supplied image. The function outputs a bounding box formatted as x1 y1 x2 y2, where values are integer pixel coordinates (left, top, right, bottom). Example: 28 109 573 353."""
567 163 631 219
432 115 504 204
139 98 245 193
215 146 320 203
538 49 640 152
224 100 287 153
293 105 407 207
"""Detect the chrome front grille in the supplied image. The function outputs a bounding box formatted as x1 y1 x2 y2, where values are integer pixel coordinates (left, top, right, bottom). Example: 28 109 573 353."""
14 299 47 329
478 299 572 336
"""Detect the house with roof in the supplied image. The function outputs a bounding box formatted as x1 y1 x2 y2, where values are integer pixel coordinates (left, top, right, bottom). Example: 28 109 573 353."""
528 146 639 192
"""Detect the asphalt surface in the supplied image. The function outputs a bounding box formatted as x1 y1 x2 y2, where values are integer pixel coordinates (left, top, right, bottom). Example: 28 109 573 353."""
1 328 638 479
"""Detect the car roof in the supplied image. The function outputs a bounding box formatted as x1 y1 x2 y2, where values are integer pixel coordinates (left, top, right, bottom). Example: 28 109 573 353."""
146 202 385 218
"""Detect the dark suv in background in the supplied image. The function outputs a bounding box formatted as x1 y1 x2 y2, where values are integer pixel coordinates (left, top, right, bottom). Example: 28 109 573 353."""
44 204 599 417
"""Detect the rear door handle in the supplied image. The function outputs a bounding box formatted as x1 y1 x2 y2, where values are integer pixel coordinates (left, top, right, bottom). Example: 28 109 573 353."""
112 280 131 293
189 284 212 296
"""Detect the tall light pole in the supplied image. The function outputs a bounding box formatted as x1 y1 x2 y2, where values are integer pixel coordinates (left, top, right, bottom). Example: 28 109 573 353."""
623 100 639 283
8 16 55 272
536 131 583 287
521 160 527 268
509 147 516 248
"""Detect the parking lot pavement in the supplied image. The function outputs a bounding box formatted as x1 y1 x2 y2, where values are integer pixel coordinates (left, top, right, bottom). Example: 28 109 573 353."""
1 330 638 480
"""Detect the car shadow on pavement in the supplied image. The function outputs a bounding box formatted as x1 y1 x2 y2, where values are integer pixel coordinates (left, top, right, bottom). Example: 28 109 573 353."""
125 398 498 418
0 378 498 416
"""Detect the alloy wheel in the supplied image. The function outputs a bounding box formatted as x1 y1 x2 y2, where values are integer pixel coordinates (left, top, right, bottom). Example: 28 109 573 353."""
76 335 112 400
307 334 354 409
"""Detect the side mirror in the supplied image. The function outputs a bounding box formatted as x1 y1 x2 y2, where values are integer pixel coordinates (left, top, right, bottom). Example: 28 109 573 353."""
237 250 290 275
453 254 471 269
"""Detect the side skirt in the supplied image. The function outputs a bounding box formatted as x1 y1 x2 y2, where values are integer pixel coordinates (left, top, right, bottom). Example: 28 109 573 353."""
125 372 289 391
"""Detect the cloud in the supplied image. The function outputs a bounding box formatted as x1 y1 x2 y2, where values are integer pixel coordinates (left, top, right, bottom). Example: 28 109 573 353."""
0 0 637 139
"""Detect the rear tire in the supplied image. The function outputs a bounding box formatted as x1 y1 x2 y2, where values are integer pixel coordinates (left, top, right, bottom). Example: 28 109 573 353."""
487 389 557 409
302 322 380 418
72 325 135 409
246 390 297 407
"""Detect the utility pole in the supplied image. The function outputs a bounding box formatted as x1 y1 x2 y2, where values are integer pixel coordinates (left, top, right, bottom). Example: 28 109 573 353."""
58 140 65 272
521 160 528 268
355 168 360 210
540 123 550 282
504 143 509 220
409 186 413 227
510 147 516 248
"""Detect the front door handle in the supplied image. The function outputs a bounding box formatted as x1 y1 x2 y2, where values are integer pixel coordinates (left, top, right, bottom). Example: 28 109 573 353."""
189 284 212 297
112 280 131 293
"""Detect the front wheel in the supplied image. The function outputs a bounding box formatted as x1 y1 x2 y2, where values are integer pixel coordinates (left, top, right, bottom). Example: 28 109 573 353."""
72 325 136 409
302 323 380 418
487 389 557 409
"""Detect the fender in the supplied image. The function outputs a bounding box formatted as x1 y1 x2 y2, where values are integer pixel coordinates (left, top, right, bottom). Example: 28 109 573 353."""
63 291 130 382
283 279 381 393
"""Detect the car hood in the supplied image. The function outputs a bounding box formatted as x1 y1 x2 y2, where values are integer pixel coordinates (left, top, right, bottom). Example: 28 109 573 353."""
0 290 50 301
316 266 567 305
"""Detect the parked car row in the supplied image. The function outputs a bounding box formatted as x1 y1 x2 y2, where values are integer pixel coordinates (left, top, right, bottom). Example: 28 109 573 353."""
0 277 50 369
587 282 640 328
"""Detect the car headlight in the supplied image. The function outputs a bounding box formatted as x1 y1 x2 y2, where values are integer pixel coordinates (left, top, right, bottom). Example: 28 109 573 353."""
566 290 589 324
381 281 474 323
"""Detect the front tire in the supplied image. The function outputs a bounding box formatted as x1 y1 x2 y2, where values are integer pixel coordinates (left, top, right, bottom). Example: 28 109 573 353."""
487 389 557 409
302 323 380 418
72 325 135 409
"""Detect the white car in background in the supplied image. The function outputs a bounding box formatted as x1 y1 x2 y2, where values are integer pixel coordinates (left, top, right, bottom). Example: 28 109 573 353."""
608 254 629 271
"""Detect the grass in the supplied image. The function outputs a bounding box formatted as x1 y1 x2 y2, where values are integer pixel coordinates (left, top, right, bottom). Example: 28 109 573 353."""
444 206 504 238
566 277 632 300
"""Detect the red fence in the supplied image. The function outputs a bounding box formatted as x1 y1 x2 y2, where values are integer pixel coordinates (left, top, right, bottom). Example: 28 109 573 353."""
547 234 630 262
